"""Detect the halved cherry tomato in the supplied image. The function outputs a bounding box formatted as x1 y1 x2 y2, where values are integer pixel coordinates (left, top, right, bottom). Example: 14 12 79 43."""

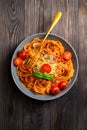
58 81 68 90
63 51 72 60
13 57 23 66
41 64 51 73
50 85 60 95
17 50 27 59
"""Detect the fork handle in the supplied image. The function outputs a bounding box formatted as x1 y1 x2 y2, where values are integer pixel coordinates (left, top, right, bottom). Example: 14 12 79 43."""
42 11 62 44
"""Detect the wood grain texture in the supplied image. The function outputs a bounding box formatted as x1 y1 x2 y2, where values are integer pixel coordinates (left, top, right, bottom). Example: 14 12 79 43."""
78 0 87 130
0 0 87 130
0 0 25 130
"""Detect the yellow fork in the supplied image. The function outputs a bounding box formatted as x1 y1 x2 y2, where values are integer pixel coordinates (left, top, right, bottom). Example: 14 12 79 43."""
42 11 62 44
29 11 62 67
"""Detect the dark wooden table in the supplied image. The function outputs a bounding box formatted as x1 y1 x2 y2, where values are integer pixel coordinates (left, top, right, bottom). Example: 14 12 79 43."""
0 0 87 130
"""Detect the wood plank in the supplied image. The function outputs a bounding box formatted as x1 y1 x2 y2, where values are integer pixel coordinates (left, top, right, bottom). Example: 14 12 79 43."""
78 0 87 130
0 0 25 130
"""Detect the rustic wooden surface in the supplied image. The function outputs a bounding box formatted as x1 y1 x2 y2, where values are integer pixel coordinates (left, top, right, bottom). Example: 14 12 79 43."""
0 0 87 130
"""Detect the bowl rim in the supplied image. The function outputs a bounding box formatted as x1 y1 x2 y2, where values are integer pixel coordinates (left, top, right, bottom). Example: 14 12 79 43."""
11 33 79 101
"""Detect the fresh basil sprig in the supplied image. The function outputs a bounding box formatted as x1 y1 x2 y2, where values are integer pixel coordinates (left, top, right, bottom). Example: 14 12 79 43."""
33 71 54 80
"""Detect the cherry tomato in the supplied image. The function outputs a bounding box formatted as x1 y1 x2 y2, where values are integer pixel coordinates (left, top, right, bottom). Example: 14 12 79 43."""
41 64 51 73
50 85 60 95
17 50 27 59
13 57 23 66
58 81 68 90
63 51 72 60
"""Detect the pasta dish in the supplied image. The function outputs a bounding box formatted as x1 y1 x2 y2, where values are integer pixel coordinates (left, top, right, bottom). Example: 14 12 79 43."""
13 38 74 95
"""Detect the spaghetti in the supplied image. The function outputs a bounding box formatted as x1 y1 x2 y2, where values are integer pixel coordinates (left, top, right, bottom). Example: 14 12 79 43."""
14 38 74 95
